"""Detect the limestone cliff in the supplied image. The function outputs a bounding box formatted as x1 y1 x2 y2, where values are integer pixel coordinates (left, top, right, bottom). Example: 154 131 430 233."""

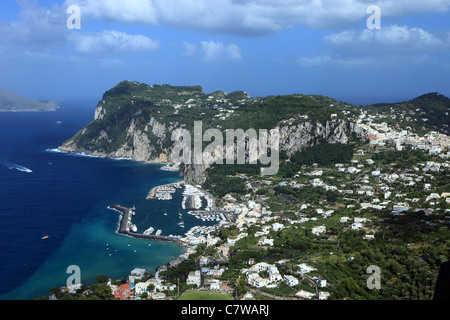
59 81 362 183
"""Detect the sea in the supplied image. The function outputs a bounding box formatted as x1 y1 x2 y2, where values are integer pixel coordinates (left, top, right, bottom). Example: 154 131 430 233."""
0 103 205 300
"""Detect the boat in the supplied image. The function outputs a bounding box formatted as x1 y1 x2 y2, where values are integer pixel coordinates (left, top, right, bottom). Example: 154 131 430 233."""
163 208 168 216
130 224 138 233
42 234 49 240
155 230 162 236
143 226 154 235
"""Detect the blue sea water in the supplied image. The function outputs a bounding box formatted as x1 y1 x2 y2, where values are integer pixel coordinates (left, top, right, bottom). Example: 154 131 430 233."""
0 105 195 300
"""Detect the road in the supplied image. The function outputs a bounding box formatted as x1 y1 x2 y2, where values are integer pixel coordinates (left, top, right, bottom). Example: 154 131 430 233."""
300 274 319 299
245 287 291 300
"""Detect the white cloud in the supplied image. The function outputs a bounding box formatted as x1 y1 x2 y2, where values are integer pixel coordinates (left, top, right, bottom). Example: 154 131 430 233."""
74 0 159 25
200 41 242 62
1 1 67 50
298 24 450 68
325 25 448 51
64 0 450 35
181 41 198 56
297 55 370 67
69 30 160 54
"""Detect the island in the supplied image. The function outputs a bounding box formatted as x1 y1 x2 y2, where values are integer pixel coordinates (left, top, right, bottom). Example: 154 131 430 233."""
40 81 449 301
0 87 60 112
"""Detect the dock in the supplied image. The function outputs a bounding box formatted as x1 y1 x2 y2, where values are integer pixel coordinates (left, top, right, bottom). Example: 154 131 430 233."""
147 182 184 200
107 205 187 246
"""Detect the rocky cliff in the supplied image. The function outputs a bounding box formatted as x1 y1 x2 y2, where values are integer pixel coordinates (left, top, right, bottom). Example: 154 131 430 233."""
59 81 361 183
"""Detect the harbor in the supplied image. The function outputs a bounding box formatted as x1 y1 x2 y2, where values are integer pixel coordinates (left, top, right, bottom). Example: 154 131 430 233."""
148 181 216 211
108 183 230 252
107 205 187 246
147 182 183 201
186 210 230 223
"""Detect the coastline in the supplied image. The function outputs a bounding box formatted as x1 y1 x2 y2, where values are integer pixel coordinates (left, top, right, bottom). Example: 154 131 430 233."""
53 146 221 281
54 146 175 166
107 205 189 247
48 148 134 162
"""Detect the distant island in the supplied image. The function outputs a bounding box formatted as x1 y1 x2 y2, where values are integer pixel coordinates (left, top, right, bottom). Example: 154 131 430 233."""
0 88 60 112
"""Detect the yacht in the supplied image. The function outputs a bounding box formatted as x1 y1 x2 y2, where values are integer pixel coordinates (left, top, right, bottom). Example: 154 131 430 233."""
144 226 155 235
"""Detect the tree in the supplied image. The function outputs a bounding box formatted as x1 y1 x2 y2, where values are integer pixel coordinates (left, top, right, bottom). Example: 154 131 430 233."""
61 292 74 300
236 276 247 296
89 283 113 300
95 275 109 284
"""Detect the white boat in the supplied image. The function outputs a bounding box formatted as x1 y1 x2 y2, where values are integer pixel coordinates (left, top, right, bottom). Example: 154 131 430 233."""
155 230 162 236
130 224 138 233
144 227 154 235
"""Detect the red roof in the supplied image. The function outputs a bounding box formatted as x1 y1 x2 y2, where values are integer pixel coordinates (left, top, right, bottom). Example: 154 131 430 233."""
114 284 131 300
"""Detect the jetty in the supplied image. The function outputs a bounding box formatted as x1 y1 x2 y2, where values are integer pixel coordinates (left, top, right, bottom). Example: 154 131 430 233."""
147 182 184 200
107 205 187 246
187 210 229 223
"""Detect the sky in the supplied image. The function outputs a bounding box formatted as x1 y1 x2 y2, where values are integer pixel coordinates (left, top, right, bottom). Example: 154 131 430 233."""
0 0 450 106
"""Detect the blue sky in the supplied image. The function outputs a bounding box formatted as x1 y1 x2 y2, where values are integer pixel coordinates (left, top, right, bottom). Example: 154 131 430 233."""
0 0 449 106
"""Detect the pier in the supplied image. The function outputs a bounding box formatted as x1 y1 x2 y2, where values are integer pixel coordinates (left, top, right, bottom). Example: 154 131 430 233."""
107 205 187 246
147 182 184 200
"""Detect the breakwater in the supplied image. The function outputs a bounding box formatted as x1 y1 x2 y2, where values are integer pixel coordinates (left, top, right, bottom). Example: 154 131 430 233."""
107 205 187 246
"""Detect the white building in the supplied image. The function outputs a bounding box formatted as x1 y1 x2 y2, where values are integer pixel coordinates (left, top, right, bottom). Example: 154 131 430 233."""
128 268 147 284
259 238 274 246
284 275 299 287
186 270 201 288
312 226 326 236
135 281 151 296
319 292 331 300
272 223 284 231
268 266 282 283
295 290 315 299
296 263 316 274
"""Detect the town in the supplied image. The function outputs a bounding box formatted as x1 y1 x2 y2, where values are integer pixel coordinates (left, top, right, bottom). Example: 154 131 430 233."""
43 104 449 301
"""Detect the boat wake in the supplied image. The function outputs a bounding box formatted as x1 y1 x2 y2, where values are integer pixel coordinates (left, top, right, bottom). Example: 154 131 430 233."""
1 161 33 173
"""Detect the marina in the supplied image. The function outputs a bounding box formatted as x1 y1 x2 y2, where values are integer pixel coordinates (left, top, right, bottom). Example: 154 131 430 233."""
107 205 187 246
108 182 230 252
187 210 229 223
147 182 183 201
148 181 216 212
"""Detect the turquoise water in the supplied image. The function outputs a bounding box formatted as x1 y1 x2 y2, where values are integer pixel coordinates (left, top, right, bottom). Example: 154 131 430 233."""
0 107 190 300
